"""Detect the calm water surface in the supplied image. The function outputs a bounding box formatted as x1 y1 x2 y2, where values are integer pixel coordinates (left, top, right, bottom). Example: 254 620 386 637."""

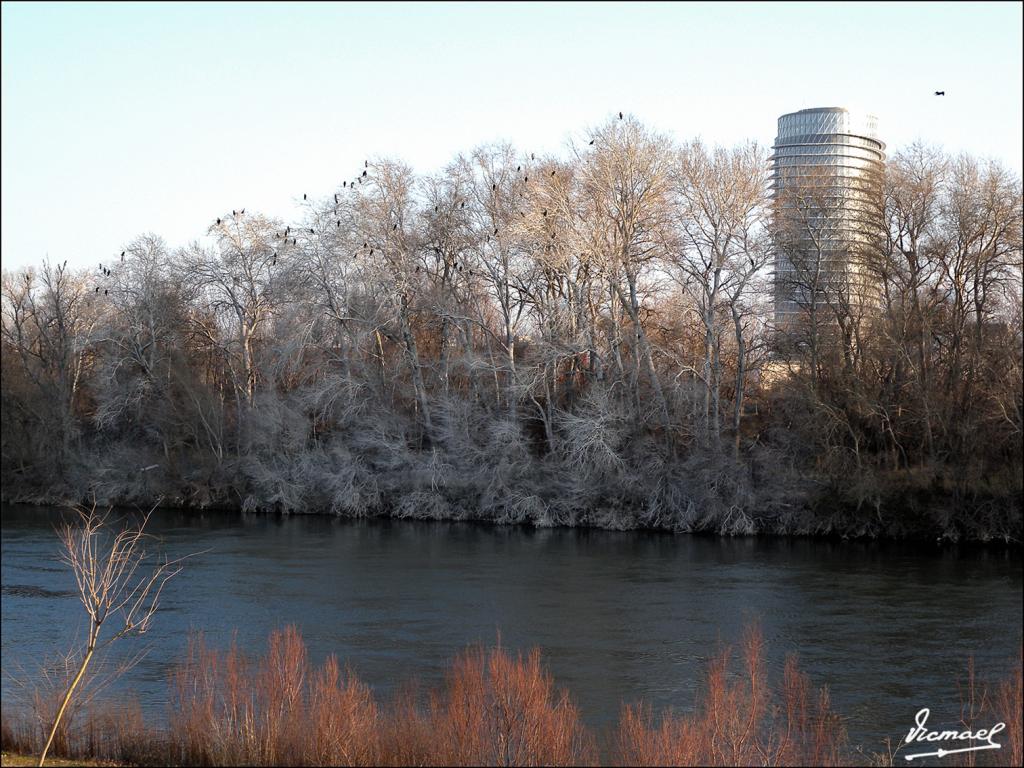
2 503 1021 753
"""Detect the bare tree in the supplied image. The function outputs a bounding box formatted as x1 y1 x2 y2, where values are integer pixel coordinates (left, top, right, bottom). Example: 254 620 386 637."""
672 140 770 449
38 504 188 767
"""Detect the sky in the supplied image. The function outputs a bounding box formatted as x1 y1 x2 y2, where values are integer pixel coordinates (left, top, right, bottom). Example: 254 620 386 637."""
2 1 1022 271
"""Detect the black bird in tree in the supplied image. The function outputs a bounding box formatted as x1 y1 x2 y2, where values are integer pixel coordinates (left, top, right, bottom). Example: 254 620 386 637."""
365 160 368 168
531 153 535 160
362 170 368 177
216 218 221 225
121 251 125 259
335 194 339 203
517 165 521 172
232 210 236 216
95 286 100 293
619 111 623 119
589 139 595 145
524 175 528 183
551 170 556 176
104 289 108 295
337 220 341 228
492 183 497 190
343 181 347 187
293 238 297 245
309 228 315 234
393 224 398 230
494 228 498 235
935 90 945 96
303 193 307 200
273 253 277 265
240 209 244 214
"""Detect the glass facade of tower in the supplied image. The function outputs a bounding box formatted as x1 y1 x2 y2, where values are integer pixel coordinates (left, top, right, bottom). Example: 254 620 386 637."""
770 108 885 321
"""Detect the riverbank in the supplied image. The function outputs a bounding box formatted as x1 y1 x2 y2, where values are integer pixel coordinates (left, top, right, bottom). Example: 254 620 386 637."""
0 754 121 767
3 462 1020 544
3 627 1021 767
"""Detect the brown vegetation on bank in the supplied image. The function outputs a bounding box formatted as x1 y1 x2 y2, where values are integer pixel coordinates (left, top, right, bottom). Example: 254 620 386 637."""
3 627 1021 766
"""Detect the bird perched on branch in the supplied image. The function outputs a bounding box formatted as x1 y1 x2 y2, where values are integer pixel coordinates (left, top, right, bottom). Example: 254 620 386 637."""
619 111 623 119
934 90 945 96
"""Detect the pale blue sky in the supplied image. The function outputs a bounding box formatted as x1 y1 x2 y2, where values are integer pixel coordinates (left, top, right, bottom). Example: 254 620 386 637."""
2 1 1021 270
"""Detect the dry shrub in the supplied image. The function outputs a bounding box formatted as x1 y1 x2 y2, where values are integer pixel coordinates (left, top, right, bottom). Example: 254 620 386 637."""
614 625 845 767
171 627 381 766
419 645 597 766
305 656 382 766
170 629 593 766
994 648 1023 768
8 624 1014 767
0 696 159 765
949 650 1023 768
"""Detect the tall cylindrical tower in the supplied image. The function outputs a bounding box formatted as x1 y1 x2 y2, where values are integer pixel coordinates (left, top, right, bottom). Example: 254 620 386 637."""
770 107 885 321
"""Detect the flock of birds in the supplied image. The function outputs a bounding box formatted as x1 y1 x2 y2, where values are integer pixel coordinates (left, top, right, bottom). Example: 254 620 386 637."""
95 100 955 298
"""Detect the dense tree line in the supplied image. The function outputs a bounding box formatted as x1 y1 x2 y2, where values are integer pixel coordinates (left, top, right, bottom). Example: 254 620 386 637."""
2 118 1021 539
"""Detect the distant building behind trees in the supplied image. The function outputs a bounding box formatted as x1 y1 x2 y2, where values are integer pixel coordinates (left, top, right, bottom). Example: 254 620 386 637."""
770 107 886 329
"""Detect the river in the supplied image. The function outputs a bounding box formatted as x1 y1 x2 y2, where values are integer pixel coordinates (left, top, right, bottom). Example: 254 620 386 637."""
2 503 1021 755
